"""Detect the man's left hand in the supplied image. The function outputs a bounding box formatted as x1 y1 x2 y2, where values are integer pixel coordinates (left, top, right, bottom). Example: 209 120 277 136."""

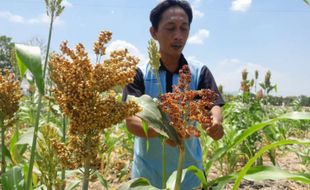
206 116 224 140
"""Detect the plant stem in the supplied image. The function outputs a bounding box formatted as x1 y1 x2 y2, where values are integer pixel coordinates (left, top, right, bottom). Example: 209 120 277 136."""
26 10 54 190
174 142 185 190
61 116 66 190
161 138 166 189
155 72 162 96
46 79 52 122
82 137 91 190
43 12 54 81
1 118 5 174
27 95 43 190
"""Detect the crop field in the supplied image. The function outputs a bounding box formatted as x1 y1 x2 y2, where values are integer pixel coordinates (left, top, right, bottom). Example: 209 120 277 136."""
1 1 310 190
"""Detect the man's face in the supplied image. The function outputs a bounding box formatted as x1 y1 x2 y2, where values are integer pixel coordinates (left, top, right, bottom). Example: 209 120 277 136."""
152 6 190 57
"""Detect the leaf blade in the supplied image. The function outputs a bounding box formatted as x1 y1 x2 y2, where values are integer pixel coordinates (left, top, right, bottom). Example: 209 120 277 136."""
15 44 44 94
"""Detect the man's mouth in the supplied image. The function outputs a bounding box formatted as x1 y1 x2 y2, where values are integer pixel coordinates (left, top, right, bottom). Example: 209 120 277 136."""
171 44 183 50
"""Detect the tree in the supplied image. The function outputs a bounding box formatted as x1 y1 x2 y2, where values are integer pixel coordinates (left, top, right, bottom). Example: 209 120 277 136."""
0 36 15 71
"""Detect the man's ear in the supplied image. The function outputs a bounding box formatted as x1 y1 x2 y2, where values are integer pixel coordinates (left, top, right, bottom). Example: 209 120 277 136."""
150 27 157 40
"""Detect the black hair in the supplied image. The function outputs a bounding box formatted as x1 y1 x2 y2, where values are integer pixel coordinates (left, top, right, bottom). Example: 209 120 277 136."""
150 0 193 29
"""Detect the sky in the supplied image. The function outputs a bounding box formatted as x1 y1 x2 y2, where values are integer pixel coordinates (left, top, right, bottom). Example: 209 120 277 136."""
1 0 310 96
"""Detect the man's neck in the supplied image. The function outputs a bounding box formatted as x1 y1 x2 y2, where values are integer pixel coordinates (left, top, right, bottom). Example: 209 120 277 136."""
160 53 181 73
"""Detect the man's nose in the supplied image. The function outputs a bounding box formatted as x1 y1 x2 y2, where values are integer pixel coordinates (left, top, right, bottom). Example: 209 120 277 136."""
173 30 184 41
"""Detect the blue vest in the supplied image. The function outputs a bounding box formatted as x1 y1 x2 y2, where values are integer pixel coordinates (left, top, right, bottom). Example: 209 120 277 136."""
131 61 205 190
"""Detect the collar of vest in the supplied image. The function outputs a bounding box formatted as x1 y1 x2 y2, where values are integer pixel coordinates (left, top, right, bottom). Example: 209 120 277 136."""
159 54 188 74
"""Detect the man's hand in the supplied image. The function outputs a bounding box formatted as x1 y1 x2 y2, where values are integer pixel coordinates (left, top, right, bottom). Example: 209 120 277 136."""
206 118 224 140
126 116 158 138
165 139 178 147
207 106 224 140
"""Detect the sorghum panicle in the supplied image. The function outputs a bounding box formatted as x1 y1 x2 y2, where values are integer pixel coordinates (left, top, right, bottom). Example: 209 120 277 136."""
159 65 218 140
93 31 112 56
148 39 161 72
49 31 140 169
0 70 22 121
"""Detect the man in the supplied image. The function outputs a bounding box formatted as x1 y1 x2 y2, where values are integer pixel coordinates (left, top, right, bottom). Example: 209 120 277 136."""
123 0 224 189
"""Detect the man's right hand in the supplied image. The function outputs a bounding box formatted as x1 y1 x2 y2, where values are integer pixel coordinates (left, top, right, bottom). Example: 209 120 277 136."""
126 116 158 138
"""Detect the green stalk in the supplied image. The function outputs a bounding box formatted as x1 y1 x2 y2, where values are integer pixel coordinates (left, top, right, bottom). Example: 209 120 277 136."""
155 72 162 96
61 116 66 190
27 95 43 190
26 11 54 190
1 118 5 174
82 137 91 190
161 137 166 189
43 12 54 81
46 79 52 122
174 142 185 190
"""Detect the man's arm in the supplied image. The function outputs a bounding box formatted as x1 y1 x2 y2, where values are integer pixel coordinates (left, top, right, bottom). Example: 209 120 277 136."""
206 105 224 140
126 116 158 138
123 67 158 138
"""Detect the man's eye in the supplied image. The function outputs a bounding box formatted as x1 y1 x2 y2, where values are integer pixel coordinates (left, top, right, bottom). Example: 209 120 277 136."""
181 27 189 31
166 28 175 31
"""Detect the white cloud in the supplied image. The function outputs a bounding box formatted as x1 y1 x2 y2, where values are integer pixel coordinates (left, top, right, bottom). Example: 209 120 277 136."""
28 14 64 25
231 0 252 12
0 11 25 23
106 40 146 64
212 58 288 95
188 29 210 45
192 7 204 19
0 11 64 25
187 56 204 65
61 0 72 8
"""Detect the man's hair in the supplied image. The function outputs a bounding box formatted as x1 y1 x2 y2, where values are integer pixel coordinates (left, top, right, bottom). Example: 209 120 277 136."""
150 0 193 29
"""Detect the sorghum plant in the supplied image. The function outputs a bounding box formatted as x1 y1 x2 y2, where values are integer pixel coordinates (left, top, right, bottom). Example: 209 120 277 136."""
49 31 140 190
159 65 217 139
36 124 63 190
158 65 217 190
0 70 22 174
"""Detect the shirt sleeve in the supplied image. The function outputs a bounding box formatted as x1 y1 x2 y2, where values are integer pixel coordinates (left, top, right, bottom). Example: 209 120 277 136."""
197 65 225 106
122 67 145 101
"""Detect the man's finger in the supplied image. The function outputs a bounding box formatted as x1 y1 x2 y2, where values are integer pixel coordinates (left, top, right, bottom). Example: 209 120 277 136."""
165 139 178 147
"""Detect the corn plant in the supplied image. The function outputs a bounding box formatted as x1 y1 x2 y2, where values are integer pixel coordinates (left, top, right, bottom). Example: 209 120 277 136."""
202 111 310 189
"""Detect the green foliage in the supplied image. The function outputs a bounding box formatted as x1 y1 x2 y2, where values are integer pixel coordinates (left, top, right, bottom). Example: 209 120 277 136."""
36 124 63 190
118 178 159 190
259 70 277 96
1 166 24 190
125 66 310 190
232 139 310 189
128 95 181 144
0 36 15 71
244 165 310 182
15 44 44 95
94 172 108 189
44 0 65 17
222 95 266 169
